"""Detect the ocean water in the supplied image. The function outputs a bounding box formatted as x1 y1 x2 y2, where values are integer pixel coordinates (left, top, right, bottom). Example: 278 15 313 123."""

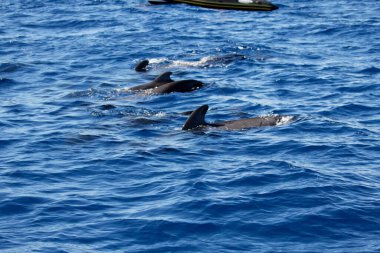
1 0 380 252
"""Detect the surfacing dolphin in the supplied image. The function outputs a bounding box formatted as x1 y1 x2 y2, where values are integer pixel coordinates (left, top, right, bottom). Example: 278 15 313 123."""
182 105 294 130
135 60 149 72
125 72 203 94
150 80 203 94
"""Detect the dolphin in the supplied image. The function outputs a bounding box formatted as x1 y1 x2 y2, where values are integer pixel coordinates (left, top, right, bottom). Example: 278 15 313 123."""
182 105 293 130
128 72 174 91
126 72 203 94
135 60 149 72
151 80 203 94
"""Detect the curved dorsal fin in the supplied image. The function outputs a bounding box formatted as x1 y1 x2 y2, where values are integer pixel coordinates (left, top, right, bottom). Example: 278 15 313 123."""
182 105 209 130
154 71 173 83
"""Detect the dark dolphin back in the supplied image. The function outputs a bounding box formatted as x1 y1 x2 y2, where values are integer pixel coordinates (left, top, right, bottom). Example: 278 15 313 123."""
153 79 203 94
182 105 209 130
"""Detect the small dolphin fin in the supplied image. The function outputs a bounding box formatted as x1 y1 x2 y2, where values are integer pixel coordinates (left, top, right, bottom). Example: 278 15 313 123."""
154 71 174 83
182 105 209 130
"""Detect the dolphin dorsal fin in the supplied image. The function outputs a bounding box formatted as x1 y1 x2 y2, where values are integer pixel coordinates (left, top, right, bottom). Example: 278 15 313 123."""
182 105 209 130
155 72 173 83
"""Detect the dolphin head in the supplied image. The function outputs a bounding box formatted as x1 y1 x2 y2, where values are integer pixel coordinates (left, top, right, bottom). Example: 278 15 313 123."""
182 105 209 130
175 79 203 92
135 60 149 72
154 71 174 83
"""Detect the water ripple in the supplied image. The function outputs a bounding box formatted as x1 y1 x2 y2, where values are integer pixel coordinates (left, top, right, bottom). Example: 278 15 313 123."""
0 0 379 252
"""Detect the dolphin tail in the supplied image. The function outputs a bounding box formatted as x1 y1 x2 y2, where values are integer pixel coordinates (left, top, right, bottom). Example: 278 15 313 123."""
182 105 209 130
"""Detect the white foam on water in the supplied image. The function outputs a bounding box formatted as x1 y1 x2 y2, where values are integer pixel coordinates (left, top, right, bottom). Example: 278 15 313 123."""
149 57 168 64
154 111 167 118
115 87 131 92
169 56 215 68
276 115 295 126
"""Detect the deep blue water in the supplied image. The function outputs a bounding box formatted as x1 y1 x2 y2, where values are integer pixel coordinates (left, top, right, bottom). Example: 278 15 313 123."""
1 0 380 252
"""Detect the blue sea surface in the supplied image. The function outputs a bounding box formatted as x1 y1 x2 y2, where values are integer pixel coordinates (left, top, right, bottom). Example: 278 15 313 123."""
1 0 380 252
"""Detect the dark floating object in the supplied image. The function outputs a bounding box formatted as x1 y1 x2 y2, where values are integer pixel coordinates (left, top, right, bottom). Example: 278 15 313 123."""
182 105 293 130
149 0 279 11
135 60 150 72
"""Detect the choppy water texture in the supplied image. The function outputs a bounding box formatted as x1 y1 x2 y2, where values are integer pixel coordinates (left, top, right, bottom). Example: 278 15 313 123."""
1 0 380 252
